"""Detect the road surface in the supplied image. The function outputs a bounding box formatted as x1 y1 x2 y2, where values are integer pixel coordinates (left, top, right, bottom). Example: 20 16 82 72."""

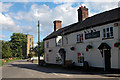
2 60 120 79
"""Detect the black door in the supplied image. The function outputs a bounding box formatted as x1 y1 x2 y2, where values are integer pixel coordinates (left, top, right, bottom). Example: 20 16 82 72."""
62 53 66 65
104 50 111 71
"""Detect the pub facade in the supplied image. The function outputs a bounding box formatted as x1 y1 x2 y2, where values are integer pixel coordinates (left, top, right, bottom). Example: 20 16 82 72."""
43 6 120 70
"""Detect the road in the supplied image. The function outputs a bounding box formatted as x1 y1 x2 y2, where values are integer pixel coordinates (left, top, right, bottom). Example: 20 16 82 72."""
1 60 120 79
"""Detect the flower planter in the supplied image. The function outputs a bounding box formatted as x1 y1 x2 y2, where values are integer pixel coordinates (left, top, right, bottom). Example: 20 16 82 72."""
70 47 75 51
86 45 93 51
87 45 93 49
49 50 52 52
114 42 120 47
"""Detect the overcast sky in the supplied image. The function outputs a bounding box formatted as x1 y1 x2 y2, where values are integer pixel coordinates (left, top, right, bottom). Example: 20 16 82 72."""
0 0 119 47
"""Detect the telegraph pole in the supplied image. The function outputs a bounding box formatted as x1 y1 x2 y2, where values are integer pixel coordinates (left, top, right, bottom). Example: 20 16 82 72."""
38 20 40 65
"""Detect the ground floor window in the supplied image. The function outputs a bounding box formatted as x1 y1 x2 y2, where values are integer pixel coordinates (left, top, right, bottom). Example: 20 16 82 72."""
77 53 84 63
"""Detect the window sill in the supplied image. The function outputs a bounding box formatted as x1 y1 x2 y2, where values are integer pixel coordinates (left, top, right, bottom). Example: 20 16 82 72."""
56 45 60 47
56 45 63 47
77 42 84 43
102 37 114 40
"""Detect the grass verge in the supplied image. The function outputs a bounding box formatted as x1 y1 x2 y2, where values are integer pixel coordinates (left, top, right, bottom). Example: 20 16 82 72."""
5 58 22 63
0 58 22 66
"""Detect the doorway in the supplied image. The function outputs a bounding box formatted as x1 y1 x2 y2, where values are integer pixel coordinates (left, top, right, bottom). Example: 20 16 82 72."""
104 50 111 71
59 48 66 65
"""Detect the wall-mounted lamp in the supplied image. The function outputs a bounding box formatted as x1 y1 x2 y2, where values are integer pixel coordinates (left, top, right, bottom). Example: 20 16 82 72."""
93 29 96 32
91 30 93 33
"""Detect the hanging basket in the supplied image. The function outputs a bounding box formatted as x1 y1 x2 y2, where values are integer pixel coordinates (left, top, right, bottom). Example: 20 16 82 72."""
70 47 75 51
114 42 120 47
49 50 52 52
86 45 93 49
86 47 89 51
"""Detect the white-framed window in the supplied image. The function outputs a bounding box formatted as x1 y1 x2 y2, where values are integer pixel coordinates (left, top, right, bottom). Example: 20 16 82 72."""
77 33 83 43
46 41 49 48
77 53 84 63
103 27 113 38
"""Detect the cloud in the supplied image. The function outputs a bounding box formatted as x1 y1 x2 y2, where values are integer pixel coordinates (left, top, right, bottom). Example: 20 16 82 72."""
22 26 36 34
53 0 80 4
1 0 28 2
0 13 15 26
0 13 22 33
84 0 119 2
0 2 13 12
10 3 79 39
9 2 119 40
1 1 119 42
0 2 20 33
0 2 34 33
82 2 118 17
13 12 24 20
0 34 8 39
118 1 120 7
1 0 119 2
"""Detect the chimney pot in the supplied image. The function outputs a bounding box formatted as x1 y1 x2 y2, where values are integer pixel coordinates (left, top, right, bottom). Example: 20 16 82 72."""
78 5 88 22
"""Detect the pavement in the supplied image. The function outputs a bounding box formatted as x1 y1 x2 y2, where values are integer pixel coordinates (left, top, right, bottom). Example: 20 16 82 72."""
0 66 2 80
1 59 120 79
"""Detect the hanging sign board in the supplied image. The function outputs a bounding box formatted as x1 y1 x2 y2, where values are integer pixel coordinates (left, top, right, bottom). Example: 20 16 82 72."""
85 31 100 39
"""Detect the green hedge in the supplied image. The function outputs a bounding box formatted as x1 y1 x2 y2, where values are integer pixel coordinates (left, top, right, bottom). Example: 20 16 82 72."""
0 60 4 66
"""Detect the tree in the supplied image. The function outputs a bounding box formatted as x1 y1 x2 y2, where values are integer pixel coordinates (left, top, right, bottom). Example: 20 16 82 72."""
2 41 12 58
33 42 44 57
10 33 27 58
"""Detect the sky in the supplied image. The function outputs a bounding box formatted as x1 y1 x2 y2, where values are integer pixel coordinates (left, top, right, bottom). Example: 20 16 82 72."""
0 0 120 47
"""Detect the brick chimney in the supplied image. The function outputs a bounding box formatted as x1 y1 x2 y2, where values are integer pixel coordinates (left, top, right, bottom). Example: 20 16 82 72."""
77 6 88 22
53 20 62 31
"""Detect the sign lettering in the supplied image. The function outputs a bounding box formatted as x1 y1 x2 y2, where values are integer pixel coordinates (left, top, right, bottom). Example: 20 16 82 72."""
85 31 100 39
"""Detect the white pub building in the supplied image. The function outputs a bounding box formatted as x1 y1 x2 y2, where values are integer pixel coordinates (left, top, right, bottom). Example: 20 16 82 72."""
43 6 120 71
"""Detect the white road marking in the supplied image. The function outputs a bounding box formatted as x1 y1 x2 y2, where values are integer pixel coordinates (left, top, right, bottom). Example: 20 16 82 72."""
52 73 72 77
52 73 59 75
60 74 72 77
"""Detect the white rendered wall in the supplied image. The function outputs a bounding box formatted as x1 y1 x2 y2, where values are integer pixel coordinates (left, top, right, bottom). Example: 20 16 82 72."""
44 21 120 69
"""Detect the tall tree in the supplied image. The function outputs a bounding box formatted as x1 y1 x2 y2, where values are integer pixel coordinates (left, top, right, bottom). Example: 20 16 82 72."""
10 33 27 58
2 41 12 58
